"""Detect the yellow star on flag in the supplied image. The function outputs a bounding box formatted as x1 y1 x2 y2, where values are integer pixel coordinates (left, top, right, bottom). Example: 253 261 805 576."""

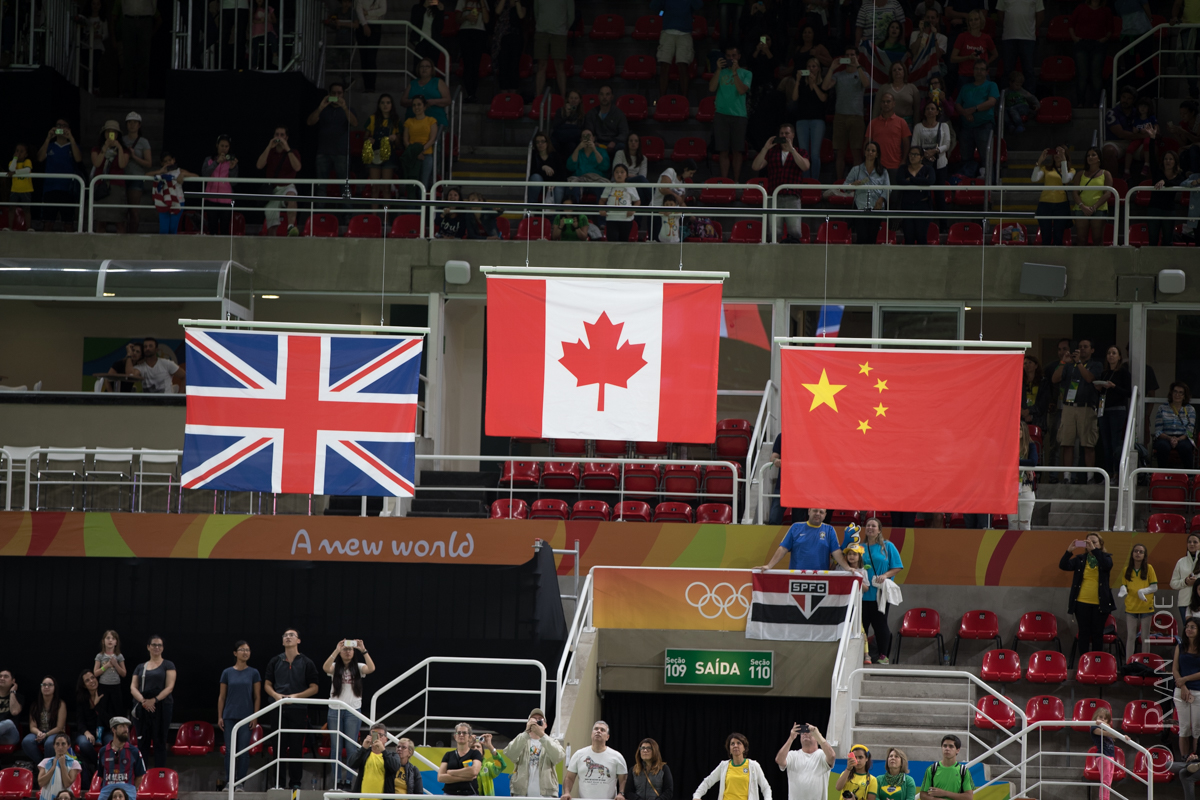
857 420 871 434
858 362 873 375
875 379 889 393
874 403 888 417
803 369 846 412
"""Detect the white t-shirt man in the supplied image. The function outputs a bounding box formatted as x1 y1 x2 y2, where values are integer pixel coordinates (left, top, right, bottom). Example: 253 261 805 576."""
567 746 627 799
135 357 179 393
782 748 833 800
995 0 1044 40
526 739 544 798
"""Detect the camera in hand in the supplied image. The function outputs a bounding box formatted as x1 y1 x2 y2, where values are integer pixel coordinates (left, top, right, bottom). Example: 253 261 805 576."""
54 128 65 135
800 724 810 733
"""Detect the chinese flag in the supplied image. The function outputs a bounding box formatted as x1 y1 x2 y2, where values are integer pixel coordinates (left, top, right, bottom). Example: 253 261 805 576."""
781 347 1023 513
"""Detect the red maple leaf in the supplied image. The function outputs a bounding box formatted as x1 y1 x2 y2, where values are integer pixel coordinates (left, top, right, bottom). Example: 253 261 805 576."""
559 312 648 412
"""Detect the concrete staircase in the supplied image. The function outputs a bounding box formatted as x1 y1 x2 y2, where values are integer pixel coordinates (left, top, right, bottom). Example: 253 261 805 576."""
855 672 975 763
1037 482 1119 531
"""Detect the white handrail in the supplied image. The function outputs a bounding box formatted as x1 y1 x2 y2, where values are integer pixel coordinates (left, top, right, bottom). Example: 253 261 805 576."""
1115 385 1140 531
1123 185 1200 246
744 379 776 519
777 337 1032 348
825 576 861 749
554 570 595 734
0 171 87 232
1111 23 1200 100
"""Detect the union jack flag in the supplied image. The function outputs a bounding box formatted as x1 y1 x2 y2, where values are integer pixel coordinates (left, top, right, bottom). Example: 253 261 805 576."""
182 329 423 496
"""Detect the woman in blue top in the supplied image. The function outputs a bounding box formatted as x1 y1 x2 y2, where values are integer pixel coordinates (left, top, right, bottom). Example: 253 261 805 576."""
402 58 450 128
843 141 890 245
217 641 261 791
1154 382 1196 468
862 518 904 664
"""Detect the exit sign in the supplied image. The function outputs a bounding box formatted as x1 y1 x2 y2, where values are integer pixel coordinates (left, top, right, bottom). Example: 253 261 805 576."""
664 649 773 687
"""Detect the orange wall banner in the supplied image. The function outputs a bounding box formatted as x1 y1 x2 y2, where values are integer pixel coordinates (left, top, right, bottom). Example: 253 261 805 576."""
593 567 756 630
0 512 1188 589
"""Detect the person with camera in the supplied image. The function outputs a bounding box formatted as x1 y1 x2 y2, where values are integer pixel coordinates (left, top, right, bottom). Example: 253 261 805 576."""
36 119 83 231
476 733 509 796
1031 145 1074 246
439 722 484 795
1059 534 1115 656
307 83 358 221
775 723 834 800
201 135 239 235
322 639 376 790
751 124 810 242
566 130 610 202
836 745 876 800
823 48 869 182
505 708 564 798
349 723 400 796
256 127 301 236
90 119 130 233
1051 338 1102 483
693 733 771 800
708 47 752 183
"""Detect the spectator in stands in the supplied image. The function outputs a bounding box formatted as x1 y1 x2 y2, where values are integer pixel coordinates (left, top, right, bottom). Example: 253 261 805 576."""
529 133 565 205
130 635 174 768
94 631 126 713
6 142 32 230
1170 536 1200 626
120 113 151 233
409 0 446 70
76 669 115 774
1003 72 1039 134
1053 338 1101 481
775 723 834 800
1033 146 1074 245
865 92 911 181
38 734 80 800
1169 100 1200 174
794 24 832 68
1113 0 1154 87
918 736 974 800
200 136 238 235
1060 533 1114 655
325 0 356 86
856 0 905 46
248 0 278 69
1095 345 1131 476
909 11 949 68
1022 355 1049 429
553 198 589 240
629 739 672 800
1119 543 1157 654
657 195 684 242
36 120 82 232
1070 0 1114 107
600 165 639 242
146 153 199 235
653 0 702 99
456 0 489 102
1176 619 1200 758
217 641 260 790
912 102 950 226
563 721 626 800
876 64 920 128
475 734 508 796
90 119 129 234
435 187 467 238
790 59 828 180
492 0 526 93
103 343 140 392
402 95 438 190
0 670 23 747
747 33 780 95
322 639 375 790
949 11 996 91
1017 422 1038 529
350 724 400 796
1169 0 1200 99
694 733 771 800
896 146 933 243
504 709 563 797
752 123 810 242
395 738 424 796
835 745 876 800
995 0 1043 96
1154 382 1197 467
825 47 869 181
1069 147 1110 245
1102 87 1139 172
758 508 851 571
364 95 400 205
465 193 502 238
1146 141 1185 246
861 518 902 661
257 127 300 236
584 87 630 158
1123 97 1157 179
874 21 905 64
130 337 184 393
21 676 66 761
402 58 451 130
650 160 695 241
876 749 915 800
96 718 143 800
552 90 586 156
613 133 650 203
844 141 889 244
307 83 358 218
567 131 610 198
264 629 320 790
955 60 999 183
532 0 571 99
440 723 483 794
710 47 752 182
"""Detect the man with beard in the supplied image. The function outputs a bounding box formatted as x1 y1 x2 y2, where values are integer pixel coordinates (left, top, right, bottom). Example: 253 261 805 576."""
97 717 145 800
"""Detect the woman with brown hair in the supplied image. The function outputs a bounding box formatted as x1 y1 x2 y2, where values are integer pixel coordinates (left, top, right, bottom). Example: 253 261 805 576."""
692 734 772 800
1059 533 1114 655
631 739 674 800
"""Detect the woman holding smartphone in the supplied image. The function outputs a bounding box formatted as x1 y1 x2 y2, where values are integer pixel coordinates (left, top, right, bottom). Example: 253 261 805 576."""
1059 534 1114 655
323 639 376 790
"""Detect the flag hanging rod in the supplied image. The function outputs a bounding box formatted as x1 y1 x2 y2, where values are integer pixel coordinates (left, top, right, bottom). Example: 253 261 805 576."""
480 266 728 280
179 319 431 335
776 337 1032 349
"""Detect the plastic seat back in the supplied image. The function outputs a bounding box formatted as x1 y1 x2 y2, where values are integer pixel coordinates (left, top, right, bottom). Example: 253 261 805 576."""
613 500 652 522
490 498 530 519
1025 695 1065 731
696 503 733 523
530 498 570 521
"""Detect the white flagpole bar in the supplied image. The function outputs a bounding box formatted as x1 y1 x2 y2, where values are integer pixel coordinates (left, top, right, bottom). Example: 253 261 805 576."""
178 319 431 335
480 266 729 280
776 337 1031 349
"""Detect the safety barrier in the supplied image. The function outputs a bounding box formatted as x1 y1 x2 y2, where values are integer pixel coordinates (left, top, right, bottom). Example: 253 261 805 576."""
1112 23 1200 101
1123 184 1200 248
0 172 87 232
170 0 324 80
323 19 452 83
554 570 594 736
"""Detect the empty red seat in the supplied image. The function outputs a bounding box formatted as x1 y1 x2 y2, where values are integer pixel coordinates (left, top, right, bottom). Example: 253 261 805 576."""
303 213 339 237
515 216 551 240
654 501 695 523
642 135 665 161
580 54 615 79
529 93 564 120
1148 512 1187 532
1122 700 1165 734
1047 14 1072 40
170 720 215 755
715 419 752 458
620 55 656 81
1132 746 1175 784
590 13 625 39
947 221 983 245
1142 611 1178 647
730 219 763 243
816 220 853 244
530 498 570 521
699 177 736 204
541 461 582 490
490 498 529 519
500 460 541 488
553 438 586 456
1026 650 1068 683
1014 610 1061 651
345 213 382 238
663 464 702 498
632 14 662 40
654 94 691 123
389 214 422 238
579 93 600 115
582 462 621 490
980 649 1021 683
697 503 733 523
622 462 662 497
1123 653 1168 687
828 510 860 526
571 500 611 521
974 695 1016 730
1084 746 1126 783
617 93 650 122
895 608 944 664
487 92 525 120
137 768 180 800
696 95 717 122
951 610 1003 664
1041 55 1076 82
0 769 34 800
1037 97 1073 124
672 136 707 161
1025 695 1066 731
1077 651 1119 685
1129 222 1150 247
702 463 741 500
740 176 768 206
613 500 653 522
1074 697 1112 722
635 442 670 458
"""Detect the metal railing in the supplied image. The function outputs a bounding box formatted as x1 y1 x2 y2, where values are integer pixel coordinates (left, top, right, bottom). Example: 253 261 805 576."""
1114 386 1141 531
172 0 324 81
1 0 77 76
534 538 581 602
322 19 452 84
1112 23 1200 101
1123 184 1200 246
0 172 87 232
1020 720 1154 800
553 570 594 735
825 575 861 749
743 379 777 523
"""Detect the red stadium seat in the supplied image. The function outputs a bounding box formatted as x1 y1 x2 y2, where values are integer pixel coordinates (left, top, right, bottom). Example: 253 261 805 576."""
541 461 582 490
303 213 338 237
1014 611 1061 652
1084 746 1126 783
1129 222 1149 247
1047 15 1072 40
875 227 899 244
594 440 629 457
947 222 983 245
620 55 656 81
171 720 215 755
635 442 670 458
85 773 102 800
1074 697 1112 722
1041 55 1076 83
654 501 695 523
798 178 823 206
530 498 570 521
529 93 564 120
582 462 621 490
980 649 1021 683
1122 700 1165 734
1026 650 1069 683
515 217 551 240
1132 179 1153 207
699 177 736 204
580 54 616 80
816 220 852 244
500 460 541 488
579 93 600 115
697 503 733 523
974 695 1016 730
1077 651 1119 685
613 500 653 522
696 96 717 122
642 135 665 161
663 464 702 498
1148 513 1187 532
346 214 382 238
487 92 525 120
137 768 180 800
1124 653 1168 687
951 610 1003 664
389 214 422 238
1150 472 1189 512
685 220 724 243
632 14 662 40
590 13 625 39
1025 695 1066 731
730 220 763 243
1141 611 1178 648
553 438 587 456
667 61 698 82
894 608 945 664
702 463 741 500
571 500 611 521
490 498 529 519
955 178 985 206
715 419 752 458
617 93 649 122
1132 746 1175 784
829 510 860 526
622 462 662 498
672 136 707 161
0 769 34 800
1037 97 1073 124
692 15 708 38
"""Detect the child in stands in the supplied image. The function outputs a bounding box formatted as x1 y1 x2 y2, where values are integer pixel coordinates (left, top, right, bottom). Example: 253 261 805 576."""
146 152 198 234
657 194 683 243
7 143 33 229
1003 72 1039 134
1090 707 1131 800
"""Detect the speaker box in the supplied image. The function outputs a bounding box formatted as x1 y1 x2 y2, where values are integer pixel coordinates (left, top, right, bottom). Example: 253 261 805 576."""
1020 262 1067 298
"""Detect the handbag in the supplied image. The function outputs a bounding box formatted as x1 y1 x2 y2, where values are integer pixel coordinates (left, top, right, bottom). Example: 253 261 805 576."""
130 663 147 720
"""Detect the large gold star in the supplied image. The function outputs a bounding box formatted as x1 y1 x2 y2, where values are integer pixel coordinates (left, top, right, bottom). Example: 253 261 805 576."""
875 379 889 393
857 420 872 434
874 403 888 417
858 362 873 375
802 369 846 412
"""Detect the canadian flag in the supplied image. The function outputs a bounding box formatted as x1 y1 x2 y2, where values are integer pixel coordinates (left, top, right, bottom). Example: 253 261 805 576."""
485 276 722 442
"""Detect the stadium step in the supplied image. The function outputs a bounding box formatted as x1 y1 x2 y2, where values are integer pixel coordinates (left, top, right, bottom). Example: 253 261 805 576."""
860 674 970 700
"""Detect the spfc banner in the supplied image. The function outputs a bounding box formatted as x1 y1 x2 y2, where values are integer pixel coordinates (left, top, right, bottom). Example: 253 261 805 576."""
745 572 859 642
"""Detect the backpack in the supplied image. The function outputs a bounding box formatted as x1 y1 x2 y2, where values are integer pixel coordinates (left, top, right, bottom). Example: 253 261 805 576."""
924 763 968 794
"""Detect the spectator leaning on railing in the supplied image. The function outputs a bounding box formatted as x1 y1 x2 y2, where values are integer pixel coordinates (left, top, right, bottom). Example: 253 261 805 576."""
90 120 130 234
843 141 890 244
1146 139 1185 246
146 153 199 235
263 628 320 791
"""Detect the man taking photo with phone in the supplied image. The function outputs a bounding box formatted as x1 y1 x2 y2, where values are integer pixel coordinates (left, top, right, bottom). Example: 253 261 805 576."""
708 47 752 182
505 709 564 798
349 724 400 797
776 723 835 800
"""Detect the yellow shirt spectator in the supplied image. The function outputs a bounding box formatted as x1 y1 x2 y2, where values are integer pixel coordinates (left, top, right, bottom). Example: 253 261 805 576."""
723 760 751 800
1123 563 1157 614
8 157 33 194
404 116 436 154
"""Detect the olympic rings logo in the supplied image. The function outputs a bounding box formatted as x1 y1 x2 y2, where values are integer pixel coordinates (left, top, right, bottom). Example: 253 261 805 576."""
685 581 752 620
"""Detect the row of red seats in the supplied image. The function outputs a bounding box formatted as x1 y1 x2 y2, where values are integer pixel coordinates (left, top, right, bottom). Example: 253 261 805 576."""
1150 472 1200 513
500 460 741 499
977 695 1175 736
491 497 733 523
1147 512 1200 532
